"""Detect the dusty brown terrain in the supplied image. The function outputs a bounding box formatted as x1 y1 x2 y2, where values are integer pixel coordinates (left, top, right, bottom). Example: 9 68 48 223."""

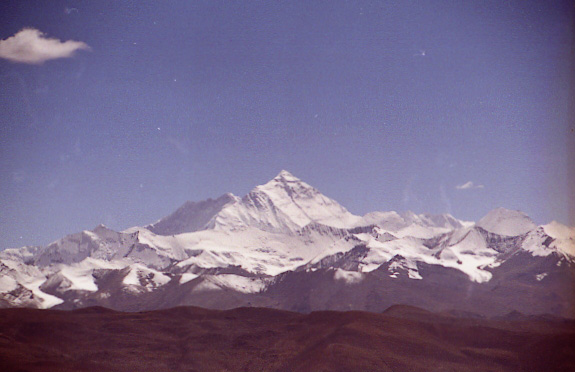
0 305 574 372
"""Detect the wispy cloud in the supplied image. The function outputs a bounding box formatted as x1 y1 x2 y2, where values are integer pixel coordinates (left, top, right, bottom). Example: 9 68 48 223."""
456 181 484 190
0 28 90 64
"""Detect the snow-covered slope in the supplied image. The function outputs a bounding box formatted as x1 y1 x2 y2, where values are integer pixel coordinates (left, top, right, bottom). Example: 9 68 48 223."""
147 193 239 235
522 221 575 261
476 208 537 236
206 170 364 233
543 221 575 257
1 170 573 316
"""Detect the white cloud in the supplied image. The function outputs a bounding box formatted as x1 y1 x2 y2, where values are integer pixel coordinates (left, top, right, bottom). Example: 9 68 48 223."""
456 181 484 190
0 28 90 64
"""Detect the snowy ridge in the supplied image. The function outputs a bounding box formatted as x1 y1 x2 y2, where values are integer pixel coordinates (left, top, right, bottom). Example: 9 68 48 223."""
522 222 575 260
147 193 239 235
207 170 364 233
476 208 537 236
543 221 575 257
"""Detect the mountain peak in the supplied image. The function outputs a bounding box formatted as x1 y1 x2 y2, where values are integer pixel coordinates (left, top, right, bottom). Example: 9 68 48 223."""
93 224 109 231
147 193 238 235
256 170 315 198
476 208 536 236
228 170 362 231
272 170 303 185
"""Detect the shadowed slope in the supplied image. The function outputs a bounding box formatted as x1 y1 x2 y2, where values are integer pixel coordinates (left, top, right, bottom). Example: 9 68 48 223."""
0 306 573 372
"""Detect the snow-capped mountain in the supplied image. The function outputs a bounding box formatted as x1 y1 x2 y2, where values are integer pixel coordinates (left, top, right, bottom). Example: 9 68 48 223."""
1 171 574 317
476 207 537 236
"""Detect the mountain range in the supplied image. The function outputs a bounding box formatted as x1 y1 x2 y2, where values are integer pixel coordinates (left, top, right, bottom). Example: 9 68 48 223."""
1 170 574 317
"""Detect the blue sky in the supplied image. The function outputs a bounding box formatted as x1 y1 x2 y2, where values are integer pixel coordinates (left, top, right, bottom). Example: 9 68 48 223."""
1 0 573 249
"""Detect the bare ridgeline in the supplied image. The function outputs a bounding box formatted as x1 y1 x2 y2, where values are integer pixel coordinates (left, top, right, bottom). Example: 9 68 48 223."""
1 171 574 371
